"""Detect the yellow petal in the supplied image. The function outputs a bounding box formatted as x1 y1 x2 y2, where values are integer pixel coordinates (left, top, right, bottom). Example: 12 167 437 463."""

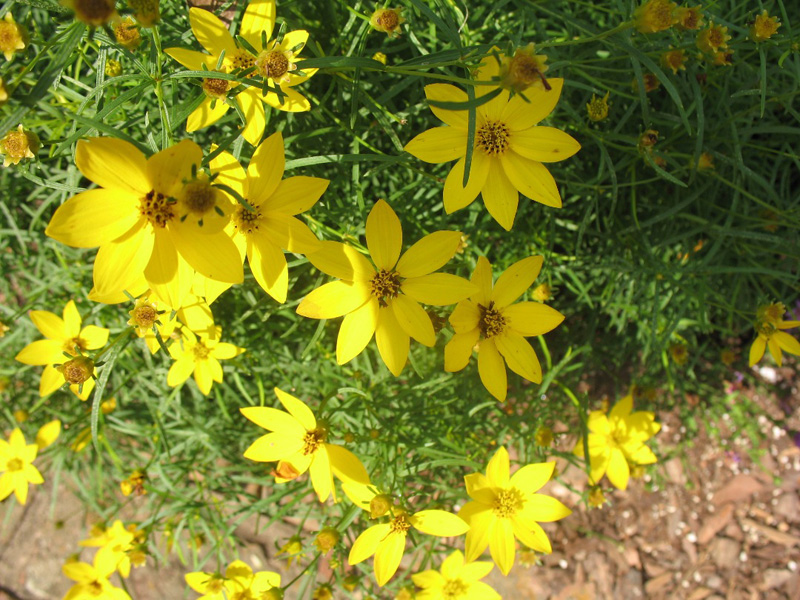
424 83 469 128
260 213 321 254
366 199 403 270
296 280 372 319
327 444 370 485
470 256 493 305
606 449 630 490
510 126 581 163
193 360 215 394
502 152 561 208
247 236 288 303
609 395 633 420
246 132 284 206
189 6 237 56
167 356 195 388
281 30 309 55
309 446 333 502
164 47 215 71
486 446 509 487
15 340 63 366
262 86 311 112
243 432 304 462
240 0 275 51
444 329 479 372
522 493 572 523
28 309 66 340
209 147 247 199
145 229 194 309
46 189 141 248
391 295 435 346
449 300 480 334
396 230 462 279
336 298 379 364
495 331 542 384
411 509 470 536
501 79 564 130
93 224 154 297
62 300 81 337
509 462 554 494
401 274 476 306
503 302 564 336
481 157 519 231
374 532 406 587
477 338 507 401
462 506 493 562
348 524 391 565
306 241 375 281
39 364 64 397
187 96 229 133
375 306 409 376
404 126 466 164
240 406 305 436
775 331 800 356
262 176 328 215
491 256 543 308
274 387 317 431
146 139 202 197
767 336 783 366
213 342 243 360
235 87 267 146
488 518 515 575
169 226 244 284
511 518 552 554
443 153 489 214
75 138 149 196
748 336 766 366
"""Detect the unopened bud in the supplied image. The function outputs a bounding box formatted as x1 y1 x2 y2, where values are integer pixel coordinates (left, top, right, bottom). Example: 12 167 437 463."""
57 356 94 385
314 527 340 555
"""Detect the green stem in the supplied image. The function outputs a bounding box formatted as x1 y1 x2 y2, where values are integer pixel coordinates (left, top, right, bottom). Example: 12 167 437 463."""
151 27 173 147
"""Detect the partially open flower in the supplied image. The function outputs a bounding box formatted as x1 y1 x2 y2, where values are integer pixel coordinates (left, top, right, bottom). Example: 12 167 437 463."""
62 0 118 26
314 527 340 555
1 125 39 167
750 10 780 42
57 356 95 386
113 17 141 50
369 8 405 36
0 13 27 61
634 0 678 34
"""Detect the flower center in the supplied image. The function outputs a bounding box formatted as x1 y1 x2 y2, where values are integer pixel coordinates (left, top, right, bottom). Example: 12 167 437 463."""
58 357 95 385
442 579 469 599
232 205 262 235
131 305 157 330
74 0 117 26
708 28 724 47
476 121 510 155
181 179 218 216
192 342 211 360
231 49 257 76
63 336 88 356
88 580 105 596
757 321 777 338
2 131 28 158
492 487 524 518
302 428 327 455
206 579 224 594
376 10 400 30
508 54 548 89
202 77 229 100
140 190 175 228
256 50 290 80
370 269 402 306
478 302 507 338
389 514 412 535
7 457 23 472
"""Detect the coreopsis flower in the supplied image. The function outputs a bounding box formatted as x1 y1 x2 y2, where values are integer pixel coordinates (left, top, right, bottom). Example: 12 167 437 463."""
80 520 143 578
165 0 317 145
127 294 178 354
587 487 606 508
445 256 564 402
128 0 159 27
0 13 28 61
750 10 781 42
633 0 678 34
210 132 326 302
1 124 39 167
586 91 610 122
369 8 405 36
314 527 340 554
697 23 731 54
668 342 688 365
57 356 95 388
241 387 370 502
62 552 131 600
535 426 554 448
62 0 118 26
167 329 243 395
661 48 687 74
459 447 571 575
45 138 243 308
711 49 734 67
113 17 141 50
187 561 280 599
573 395 661 490
105 58 122 77
633 72 661 93
696 151 714 170
749 303 800 367
404 59 580 231
15 300 109 399
412 550 500 600
349 507 470 586
120 469 147 496
312 584 333 600
674 5 703 30
297 200 474 375
499 43 549 93
35 420 62 450
0 428 44 504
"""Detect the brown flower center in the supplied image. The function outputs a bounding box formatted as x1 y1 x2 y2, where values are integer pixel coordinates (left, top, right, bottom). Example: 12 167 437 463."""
508 54 547 88
202 77 229 100
132 306 157 329
232 205 262 234
7 457 23 472
73 0 117 26
302 428 327 455
58 357 95 385
63 336 88 356
192 342 211 360
140 190 175 228
492 487 524 518
478 302 507 338
2 131 28 158
256 50 290 80
389 514 412 535
376 10 400 30
476 121 510 155
370 269 402 306
181 180 218 216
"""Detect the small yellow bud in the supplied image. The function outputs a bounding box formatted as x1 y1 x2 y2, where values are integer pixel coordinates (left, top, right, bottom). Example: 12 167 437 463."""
113 17 141 50
314 527 340 555
668 342 688 366
532 283 552 302
343 575 359 591
1 125 40 167
57 356 94 386
121 469 147 496
0 78 9 106
312 584 333 600
588 486 606 508
534 426 554 448
105 59 122 77
372 51 387 65
13 409 29 423
369 494 393 519
101 397 117 414
696 151 714 171
262 589 284 600
368 428 380 440
369 8 405 37
750 10 780 42
0 13 28 61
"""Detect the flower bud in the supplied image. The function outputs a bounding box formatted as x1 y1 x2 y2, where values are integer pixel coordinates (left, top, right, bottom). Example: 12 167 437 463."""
369 494 392 519
314 527 340 555
57 356 94 386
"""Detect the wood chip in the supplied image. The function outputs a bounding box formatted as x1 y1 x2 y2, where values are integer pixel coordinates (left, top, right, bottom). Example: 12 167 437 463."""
699 503 735 545
712 475 764 506
740 518 800 547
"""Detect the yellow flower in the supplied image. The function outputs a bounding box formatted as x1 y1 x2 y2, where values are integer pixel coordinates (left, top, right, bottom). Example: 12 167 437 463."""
711 49 734 67
0 428 44 505
696 151 714 170
61 0 118 26
277 535 305 567
105 59 122 77
165 0 317 144
532 282 552 302
15 300 109 399
499 44 549 93
661 48 687 74
1 124 39 167
80 520 145 578
674 5 703 30
120 469 146 496
369 8 405 37
586 91 610 122
186 560 279 600
297 200 474 375
668 342 688 365
0 78 7 105
210 132 326 302
412 550 499 600
750 10 780 42
128 0 159 27
349 507 469 587
573 395 661 490
241 387 370 502
167 329 243 395
445 256 564 402
459 447 571 575
404 59 580 230
633 0 678 34
62 552 131 600
45 138 243 308
312 584 333 600
697 23 731 54
314 527 340 554
535 426 554 448
587 486 606 508
749 303 800 367
633 73 660 93
0 13 28 61
113 17 141 50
